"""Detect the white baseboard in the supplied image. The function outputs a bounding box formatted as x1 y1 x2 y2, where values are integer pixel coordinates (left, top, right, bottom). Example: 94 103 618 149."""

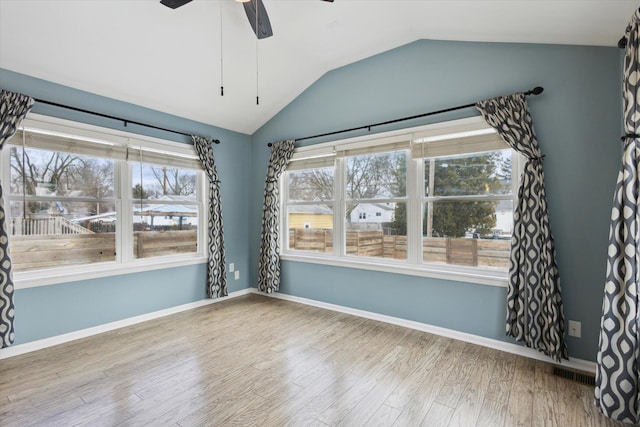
0 288 253 359
255 288 597 373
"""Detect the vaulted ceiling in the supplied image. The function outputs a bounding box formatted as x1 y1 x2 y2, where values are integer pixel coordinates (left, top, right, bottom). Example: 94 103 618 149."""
0 0 637 135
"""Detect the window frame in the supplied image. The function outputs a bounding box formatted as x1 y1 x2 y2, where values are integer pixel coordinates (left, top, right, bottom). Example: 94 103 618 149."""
280 116 520 287
3 114 208 289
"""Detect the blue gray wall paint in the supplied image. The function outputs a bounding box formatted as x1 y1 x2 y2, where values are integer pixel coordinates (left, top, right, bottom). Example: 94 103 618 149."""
1 38 623 361
251 40 622 362
0 69 253 345
14 265 207 344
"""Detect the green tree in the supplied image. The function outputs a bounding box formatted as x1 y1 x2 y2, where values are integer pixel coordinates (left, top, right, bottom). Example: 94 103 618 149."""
390 155 407 235
425 152 508 238
132 183 150 200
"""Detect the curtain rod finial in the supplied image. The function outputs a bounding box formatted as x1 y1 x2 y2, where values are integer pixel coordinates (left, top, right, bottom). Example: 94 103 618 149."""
267 142 273 147
618 36 627 49
523 86 543 96
214 139 221 145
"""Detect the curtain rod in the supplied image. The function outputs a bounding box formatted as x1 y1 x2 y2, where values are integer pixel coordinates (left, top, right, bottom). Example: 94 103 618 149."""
267 86 544 147
33 98 220 144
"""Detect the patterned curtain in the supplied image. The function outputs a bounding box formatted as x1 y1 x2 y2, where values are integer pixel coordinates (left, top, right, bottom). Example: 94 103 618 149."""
0 90 34 348
257 140 295 293
595 8 640 424
192 136 227 298
476 93 568 362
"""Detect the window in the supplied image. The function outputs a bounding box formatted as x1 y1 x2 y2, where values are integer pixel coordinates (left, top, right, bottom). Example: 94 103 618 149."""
131 163 199 259
282 117 520 285
8 144 117 271
3 114 206 287
285 160 334 253
345 148 407 260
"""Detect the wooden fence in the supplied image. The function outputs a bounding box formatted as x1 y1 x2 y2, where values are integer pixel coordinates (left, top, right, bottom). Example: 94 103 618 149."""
10 233 116 271
10 217 94 236
289 228 509 269
134 230 197 259
10 230 197 271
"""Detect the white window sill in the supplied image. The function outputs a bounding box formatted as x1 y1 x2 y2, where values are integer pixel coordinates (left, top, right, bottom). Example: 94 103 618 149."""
13 255 208 289
280 253 508 287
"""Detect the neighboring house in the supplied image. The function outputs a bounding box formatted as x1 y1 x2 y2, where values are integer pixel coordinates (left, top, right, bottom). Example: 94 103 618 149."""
349 202 395 224
72 195 199 231
288 202 395 230
133 194 199 229
494 199 513 237
288 204 333 229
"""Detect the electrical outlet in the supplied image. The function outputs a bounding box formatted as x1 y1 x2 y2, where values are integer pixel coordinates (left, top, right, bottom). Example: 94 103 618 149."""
234 271 240 280
229 263 235 272
568 320 581 338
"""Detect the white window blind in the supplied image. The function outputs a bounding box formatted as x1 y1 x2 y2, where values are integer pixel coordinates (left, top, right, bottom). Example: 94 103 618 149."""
286 144 336 171
411 122 507 158
12 129 202 170
126 144 201 170
13 129 128 160
336 134 411 157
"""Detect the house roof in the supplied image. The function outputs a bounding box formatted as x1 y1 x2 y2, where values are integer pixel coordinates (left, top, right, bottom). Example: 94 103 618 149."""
0 1 636 135
288 205 333 215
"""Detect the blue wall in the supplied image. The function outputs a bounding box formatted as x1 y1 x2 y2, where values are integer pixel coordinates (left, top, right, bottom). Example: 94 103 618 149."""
0 69 253 345
251 40 622 362
2 38 623 362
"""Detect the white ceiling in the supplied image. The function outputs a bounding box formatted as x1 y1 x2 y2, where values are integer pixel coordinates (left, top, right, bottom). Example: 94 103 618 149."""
0 0 637 135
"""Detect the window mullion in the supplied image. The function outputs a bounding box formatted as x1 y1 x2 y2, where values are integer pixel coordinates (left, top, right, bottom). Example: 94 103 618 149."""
334 157 345 257
1 143 10 199
407 158 421 265
119 159 132 264
281 171 289 251
198 167 207 257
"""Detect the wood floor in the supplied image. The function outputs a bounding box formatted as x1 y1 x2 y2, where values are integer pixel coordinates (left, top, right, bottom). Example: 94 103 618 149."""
0 294 624 427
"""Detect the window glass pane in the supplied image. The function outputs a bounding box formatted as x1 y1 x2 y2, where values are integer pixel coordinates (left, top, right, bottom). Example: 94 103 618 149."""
9 146 114 198
425 149 512 197
287 204 334 253
8 200 116 272
132 206 198 259
287 167 334 202
132 163 197 200
346 150 407 200
345 202 407 260
423 200 511 269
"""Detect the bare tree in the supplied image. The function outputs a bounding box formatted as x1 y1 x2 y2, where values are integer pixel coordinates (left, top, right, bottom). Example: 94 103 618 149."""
287 152 406 220
149 167 196 196
10 147 117 216
345 152 405 218
10 147 81 215
75 158 115 214
288 169 333 201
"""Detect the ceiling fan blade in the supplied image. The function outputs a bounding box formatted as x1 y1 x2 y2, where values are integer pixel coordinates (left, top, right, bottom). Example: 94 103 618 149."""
243 0 273 40
321 0 334 2
160 0 193 9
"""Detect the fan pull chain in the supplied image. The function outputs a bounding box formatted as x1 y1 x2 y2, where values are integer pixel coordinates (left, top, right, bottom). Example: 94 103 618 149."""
220 1 224 96
255 0 259 105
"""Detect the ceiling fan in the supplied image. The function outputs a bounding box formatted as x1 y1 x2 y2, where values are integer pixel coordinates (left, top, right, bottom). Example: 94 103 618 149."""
160 0 334 40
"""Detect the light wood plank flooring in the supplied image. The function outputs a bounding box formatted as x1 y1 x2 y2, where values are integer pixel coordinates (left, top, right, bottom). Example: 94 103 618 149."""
0 294 625 426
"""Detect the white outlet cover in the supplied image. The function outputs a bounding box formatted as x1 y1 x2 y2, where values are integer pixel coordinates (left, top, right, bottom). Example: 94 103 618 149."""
235 271 240 280
229 263 235 272
568 320 581 338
